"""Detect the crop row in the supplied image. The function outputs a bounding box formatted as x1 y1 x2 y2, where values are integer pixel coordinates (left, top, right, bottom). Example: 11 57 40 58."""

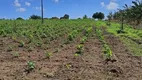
95 28 112 60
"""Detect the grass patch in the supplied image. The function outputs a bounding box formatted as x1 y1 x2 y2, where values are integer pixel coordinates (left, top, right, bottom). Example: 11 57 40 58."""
120 37 142 56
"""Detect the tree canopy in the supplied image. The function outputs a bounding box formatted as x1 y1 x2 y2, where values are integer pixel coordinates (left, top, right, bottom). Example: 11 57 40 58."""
83 15 88 19
29 15 41 19
111 0 142 26
60 14 69 19
16 17 24 20
92 12 105 20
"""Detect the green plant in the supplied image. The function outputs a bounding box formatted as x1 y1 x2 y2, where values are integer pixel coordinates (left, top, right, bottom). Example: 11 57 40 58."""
96 28 113 60
80 36 87 44
12 52 19 58
66 64 71 69
84 27 93 36
68 33 74 41
12 36 17 41
45 51 52 59
18 40 25 47
103 44 112 59
76 44 84 54
7 46 13 52
27 61 35 70
74 53 80 57
36 41 42 47
67 30 78 41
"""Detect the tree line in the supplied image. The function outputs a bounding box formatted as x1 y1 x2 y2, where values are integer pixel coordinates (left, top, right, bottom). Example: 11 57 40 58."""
16 12 105 20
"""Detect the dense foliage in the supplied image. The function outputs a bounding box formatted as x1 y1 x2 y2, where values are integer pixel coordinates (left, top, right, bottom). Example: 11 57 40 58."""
16 17 24 20
92 12 105 20
60 14 70 19
29 15 41 19
111 0 142 26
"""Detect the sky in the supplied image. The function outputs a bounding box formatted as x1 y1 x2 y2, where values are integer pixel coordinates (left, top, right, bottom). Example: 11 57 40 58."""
0 0 134 19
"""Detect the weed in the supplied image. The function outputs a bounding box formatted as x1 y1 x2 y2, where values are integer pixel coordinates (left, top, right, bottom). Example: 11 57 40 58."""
66 64 71 69
74 53 80 57
12 52 19 58
76 44 84 54
45 51 52 59
80 36 87 44
18 40 25 47
7 46 13 52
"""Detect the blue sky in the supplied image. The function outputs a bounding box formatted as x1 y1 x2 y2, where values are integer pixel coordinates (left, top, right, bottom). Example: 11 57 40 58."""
0 0 134 19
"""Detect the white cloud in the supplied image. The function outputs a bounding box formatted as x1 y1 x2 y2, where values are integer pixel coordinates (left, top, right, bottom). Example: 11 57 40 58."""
35 7 45 11
52 0 59 3
35 7 41 10
25 2 31 6
16 8 26 12
101 1 119 10
106 1 119 10
101 2 105 7
14 0 21 7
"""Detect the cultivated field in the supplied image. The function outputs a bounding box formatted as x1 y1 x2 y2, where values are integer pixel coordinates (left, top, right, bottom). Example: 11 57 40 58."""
0 19 142 80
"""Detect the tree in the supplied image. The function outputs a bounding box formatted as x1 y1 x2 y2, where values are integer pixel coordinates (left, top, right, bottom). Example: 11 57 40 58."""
112 0 142 26
107 12 113 20
92 12 104 20
60 14 69 19
131 0 142 25
92 12 99 19
77 18 81 19
83 15 88 19
16 17 24 20
29 15 41 19
64 14 69 19
107 12 113 25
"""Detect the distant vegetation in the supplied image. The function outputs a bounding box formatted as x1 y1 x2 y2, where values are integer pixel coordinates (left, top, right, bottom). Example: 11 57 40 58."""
83 15 88 19
16 17 24 20
92 12 105 20
60 14 70 19
29 15 41 19
108 0 142 28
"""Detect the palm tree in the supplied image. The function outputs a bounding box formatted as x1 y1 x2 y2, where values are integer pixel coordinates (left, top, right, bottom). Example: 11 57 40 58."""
131 0 142 25
113 0 142 26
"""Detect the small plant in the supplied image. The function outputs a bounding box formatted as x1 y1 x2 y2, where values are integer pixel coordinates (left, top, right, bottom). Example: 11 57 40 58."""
80 36 87 44
18 40 25 47
45 51 52 59
12 52 19 58
67 30 78 41
68 33 74 41
7 46 13 52
36 41 42 47
77 44 84 51
27 61 35 71
76 44 84 54
12 36 17 41
66 64 71 69
85 27 93 36
74 53 80 57
103 44 112 59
